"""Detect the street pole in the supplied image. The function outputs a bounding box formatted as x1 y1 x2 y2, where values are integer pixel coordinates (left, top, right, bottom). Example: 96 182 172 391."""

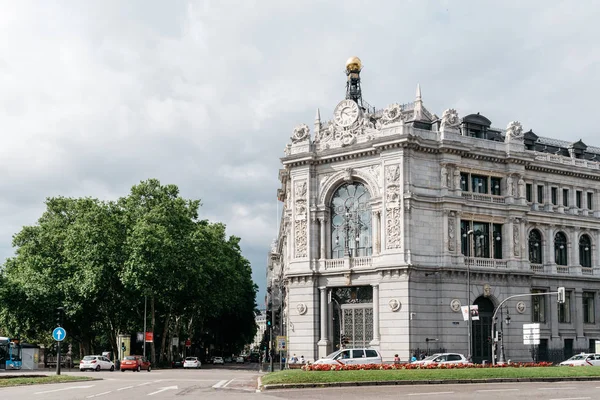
56 340 61 376
491 290 563 365
143 296 147 358
498 306 505 364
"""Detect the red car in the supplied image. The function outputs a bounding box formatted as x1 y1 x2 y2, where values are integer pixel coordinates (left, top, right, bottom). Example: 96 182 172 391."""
120 355 151 372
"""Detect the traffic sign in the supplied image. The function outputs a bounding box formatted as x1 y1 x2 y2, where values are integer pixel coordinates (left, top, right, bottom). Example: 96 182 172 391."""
276 336 287 351
53 327 66 342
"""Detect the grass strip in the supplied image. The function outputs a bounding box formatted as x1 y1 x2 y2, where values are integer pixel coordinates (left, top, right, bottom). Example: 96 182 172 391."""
0 375 95 387
262 366 600 385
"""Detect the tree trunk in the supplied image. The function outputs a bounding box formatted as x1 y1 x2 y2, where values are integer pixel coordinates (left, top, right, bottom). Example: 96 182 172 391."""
159 310 171 363
151 296 156 364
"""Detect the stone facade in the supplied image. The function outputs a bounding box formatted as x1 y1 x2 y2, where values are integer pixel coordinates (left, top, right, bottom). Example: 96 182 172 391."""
267 81 600 364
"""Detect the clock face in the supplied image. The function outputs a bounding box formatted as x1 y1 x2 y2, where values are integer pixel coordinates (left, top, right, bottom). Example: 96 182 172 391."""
334 100 359 127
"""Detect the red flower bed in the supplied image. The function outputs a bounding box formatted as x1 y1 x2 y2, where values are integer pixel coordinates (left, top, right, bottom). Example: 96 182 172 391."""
302 361 553 371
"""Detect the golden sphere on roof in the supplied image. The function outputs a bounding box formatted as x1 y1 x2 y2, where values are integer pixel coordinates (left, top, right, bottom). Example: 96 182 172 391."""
345 56 362 72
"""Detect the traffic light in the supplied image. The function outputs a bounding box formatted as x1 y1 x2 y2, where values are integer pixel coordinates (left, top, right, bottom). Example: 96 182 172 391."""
55 307 64 327
121 342 126 352
266 312 272 327
557 287 565 304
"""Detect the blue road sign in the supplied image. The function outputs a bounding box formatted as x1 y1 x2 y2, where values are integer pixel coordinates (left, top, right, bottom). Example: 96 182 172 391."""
53 327 66 342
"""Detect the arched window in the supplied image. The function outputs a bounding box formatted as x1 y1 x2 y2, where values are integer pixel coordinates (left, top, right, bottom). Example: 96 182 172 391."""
330 182 372 258
554 232 568 266
529 229 542 264
579 234 592 268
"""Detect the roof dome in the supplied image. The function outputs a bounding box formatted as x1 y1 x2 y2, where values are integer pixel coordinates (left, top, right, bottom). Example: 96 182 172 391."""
345 56 362 72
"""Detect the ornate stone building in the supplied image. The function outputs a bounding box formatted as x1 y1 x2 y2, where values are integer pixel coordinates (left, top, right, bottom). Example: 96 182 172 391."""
266 57 600 364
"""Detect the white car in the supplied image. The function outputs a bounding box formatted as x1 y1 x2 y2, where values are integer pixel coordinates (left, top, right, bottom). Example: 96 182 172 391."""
314 348 382 365
559 353 600 366
183 357 201 369
79 355 115 371
213 357 224 365
235 356 244 364
411 353 470 365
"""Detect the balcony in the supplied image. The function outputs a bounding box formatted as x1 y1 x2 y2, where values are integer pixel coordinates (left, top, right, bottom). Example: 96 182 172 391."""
322 256 373 271
461 192 506 204
530 263 544 273
464 257 507 269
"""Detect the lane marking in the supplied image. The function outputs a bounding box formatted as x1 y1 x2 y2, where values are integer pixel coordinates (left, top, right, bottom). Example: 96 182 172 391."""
147 386 178 396
212 379 230 389
476 389 519 392
407 392 455 396
35 385 95 395
548 398 591 400
222 378 236 388
117 386 134 391
540 387 577 390
137 382 152 386
86 391 112 398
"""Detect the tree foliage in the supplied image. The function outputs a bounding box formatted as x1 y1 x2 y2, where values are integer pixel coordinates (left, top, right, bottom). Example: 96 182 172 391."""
0 179 258 362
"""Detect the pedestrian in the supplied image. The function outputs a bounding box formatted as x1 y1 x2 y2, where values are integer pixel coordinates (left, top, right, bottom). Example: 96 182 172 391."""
410 355 417 363
299 355 305 364
394 354 400 364
290 354 298 364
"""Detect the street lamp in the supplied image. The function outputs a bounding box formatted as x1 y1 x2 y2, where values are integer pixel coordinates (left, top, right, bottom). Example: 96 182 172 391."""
335 205 363 258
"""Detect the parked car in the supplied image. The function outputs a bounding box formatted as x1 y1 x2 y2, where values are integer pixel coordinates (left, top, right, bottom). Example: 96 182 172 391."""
224 356 233 363
79 355 115 372
213 357 224 365
313 348 382 365
559 353 600 366
120 355 151 372
183 357 201 369
235 356 245 364
171 358 184 368
411 353 469 365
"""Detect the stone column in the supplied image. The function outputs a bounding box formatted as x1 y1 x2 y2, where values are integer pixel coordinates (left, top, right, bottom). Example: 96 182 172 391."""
594 189 600 218
372 210 380 255
370 284 380 346
557 187 565 213
319 217 326 260
574 288 584 340
569 228 578 267
317 286 329 358
546 226 554 269
546 184 553 211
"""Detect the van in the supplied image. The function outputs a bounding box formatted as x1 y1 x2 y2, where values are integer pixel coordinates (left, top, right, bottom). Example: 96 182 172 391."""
313 348 382 365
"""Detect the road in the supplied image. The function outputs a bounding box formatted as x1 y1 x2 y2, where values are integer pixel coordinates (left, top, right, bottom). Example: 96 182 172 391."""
3 366 600 399
0 363 263 399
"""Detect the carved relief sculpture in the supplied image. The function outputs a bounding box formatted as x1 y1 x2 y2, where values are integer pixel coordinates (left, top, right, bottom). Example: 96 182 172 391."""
453 169 461 190
448 212 455 251
506 175 514 197
291 124 310 144
440 108 460 131
504 121 524 142
513 221 520 257
440 164 449 188
380 103 404 126
517 176 525 198
294 180 308 258
385 164 402 249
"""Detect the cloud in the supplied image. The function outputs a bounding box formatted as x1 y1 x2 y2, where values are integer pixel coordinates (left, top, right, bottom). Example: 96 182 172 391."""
0 0 599 305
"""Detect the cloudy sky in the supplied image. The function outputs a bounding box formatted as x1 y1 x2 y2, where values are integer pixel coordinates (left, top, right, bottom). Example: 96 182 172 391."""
1 0 599 305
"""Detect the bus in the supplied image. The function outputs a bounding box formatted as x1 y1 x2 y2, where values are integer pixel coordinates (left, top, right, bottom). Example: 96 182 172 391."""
0 336 22 370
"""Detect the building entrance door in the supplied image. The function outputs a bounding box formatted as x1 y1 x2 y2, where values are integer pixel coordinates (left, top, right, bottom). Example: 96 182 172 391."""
341 304 373 348
472 296 494 364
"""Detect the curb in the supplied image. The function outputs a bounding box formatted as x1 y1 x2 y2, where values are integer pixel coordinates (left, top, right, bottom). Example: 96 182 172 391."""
261 376 600 391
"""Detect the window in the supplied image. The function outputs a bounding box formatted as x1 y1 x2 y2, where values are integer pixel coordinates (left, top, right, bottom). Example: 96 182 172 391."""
491 177 501 196
330 182 372 258
365 350 379 358
529 229 543 264
587 192 593 210
558 291 571 323
554 232 568 266
472 175 487 193
537 185 544 204
460 221 502 259
579 235 591 268
532 289 546 323
583 292 595 324
576 191 582 208
351 349 365 358
563 189 569 207
460 173 469 191
551 187 558 205
526 184 533 202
